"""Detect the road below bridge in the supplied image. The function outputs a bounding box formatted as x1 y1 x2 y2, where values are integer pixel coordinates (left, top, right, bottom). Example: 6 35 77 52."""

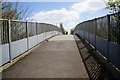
3 35 89 78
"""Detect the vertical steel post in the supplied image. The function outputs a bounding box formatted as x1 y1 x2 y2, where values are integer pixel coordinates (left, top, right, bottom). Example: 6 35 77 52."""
107 15 110 62
118 13 120 67
0 20 2 68
36 22 38 44
83 22 85 39
94 18 97 50
8 20 12 61
88 21 90 43
36 22 38 35
26 21 29 50
119 13 120 45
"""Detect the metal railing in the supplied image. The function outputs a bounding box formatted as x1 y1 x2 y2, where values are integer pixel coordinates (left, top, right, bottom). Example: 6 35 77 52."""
0 19 62 66
74 12 120 69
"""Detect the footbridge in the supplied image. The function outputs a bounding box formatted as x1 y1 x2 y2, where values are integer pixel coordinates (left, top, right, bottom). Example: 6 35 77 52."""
0 13 120 80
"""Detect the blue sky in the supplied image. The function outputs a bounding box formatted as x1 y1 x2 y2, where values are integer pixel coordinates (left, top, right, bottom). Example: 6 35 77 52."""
20 2 76 16
20 2 75 12
8 0 110 32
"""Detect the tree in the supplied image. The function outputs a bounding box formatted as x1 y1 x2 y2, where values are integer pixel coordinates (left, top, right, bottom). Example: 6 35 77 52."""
106 0 120 44
106 0 120 22
0 1 31 20
70 29 74 35
106 0 120 13
59 23 66 35
0 1 32 44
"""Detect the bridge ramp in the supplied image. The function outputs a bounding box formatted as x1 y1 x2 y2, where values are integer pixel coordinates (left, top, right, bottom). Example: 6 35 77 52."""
3 35 88 78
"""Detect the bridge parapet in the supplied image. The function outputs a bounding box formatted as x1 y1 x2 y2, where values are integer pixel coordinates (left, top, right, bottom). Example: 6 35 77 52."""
0 19 62 66
74 12 120 70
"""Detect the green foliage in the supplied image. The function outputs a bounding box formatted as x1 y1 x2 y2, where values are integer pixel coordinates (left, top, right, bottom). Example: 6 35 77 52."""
0 1 32 44
106 0 120 44
59 23 66 35
111 16 120 22
70 29 74 35
97 26 108 39
106 0 120 13
0 1 31 20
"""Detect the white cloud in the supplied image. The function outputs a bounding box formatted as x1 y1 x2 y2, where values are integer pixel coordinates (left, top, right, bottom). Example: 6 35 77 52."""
30 8 79 23
71 0 107 13
29 0 108 32
65 21 78 34
65 21 78 30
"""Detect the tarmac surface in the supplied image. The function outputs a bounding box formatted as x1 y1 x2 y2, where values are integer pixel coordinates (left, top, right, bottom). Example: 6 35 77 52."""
2 35 89 78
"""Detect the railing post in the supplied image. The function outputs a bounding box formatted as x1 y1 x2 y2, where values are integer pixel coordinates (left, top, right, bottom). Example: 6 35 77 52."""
8 20 12 61
83 22 85 38
0 20 2 68
94 18 97 50
119 13 120 45
36 22 38 35
107 15 110 62
26 21 29 50
87 21 91 44
36 22 38 44
118 13 120 68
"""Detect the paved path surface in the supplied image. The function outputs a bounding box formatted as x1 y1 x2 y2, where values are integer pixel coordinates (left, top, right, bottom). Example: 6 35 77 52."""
3 35 89 78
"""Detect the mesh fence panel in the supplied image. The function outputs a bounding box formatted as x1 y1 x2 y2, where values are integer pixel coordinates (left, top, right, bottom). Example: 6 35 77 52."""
28 22 36 37
11 21 27 42
1 19 61 43
37 23 42 34
96 17 108 39
1 20 9 44
110 13 120 45
74 13 120 69
85 21 89 33
89 20 95 34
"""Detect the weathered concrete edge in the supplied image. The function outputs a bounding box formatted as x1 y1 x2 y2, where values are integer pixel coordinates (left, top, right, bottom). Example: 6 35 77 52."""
73 35 90 79
0 35 58 73
85 39 120 79
75 35 120 79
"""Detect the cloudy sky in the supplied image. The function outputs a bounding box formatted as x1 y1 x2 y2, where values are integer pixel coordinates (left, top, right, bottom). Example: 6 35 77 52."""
7 0 110 33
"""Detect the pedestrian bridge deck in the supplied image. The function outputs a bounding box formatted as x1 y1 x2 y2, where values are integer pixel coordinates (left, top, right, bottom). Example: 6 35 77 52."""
3 35 88 78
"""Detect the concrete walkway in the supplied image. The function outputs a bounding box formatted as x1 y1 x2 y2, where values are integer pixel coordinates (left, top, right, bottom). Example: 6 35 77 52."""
3 35 88 78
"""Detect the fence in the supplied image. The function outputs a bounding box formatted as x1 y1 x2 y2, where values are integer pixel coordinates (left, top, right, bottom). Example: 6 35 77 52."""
0 19 62 66
74 12 120 69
